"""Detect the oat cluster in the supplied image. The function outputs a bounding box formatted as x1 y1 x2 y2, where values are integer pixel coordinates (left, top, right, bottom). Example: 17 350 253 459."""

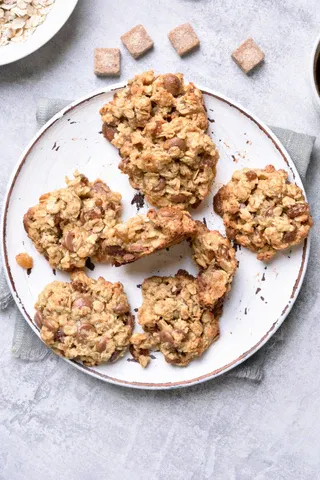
0 0 55 46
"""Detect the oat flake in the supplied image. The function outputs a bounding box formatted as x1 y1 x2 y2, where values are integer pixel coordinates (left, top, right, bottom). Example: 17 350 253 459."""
0 0 55 46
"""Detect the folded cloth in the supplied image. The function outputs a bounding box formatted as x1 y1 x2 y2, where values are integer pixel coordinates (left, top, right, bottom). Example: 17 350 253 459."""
0 98 315 377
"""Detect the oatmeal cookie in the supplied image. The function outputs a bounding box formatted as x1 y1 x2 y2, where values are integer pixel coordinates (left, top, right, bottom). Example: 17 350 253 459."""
100 70 219 209
130 271 220 367
95 207 197 266
35 271 133 366
214 165 313 261
24 172 122 271
130 225 237 367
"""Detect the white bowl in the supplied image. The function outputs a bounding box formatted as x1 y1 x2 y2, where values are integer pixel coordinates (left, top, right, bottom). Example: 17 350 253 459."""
0 0 79 66
310 33 320 113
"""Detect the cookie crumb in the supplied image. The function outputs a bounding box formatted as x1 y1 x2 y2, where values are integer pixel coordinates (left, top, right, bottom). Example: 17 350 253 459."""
168 23 200 56
231 38 264 74
94 48 120 77
121 25 153 59
16 253 33 270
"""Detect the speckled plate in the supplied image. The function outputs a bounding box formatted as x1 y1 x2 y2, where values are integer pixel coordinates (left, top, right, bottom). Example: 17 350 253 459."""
1 83 310 389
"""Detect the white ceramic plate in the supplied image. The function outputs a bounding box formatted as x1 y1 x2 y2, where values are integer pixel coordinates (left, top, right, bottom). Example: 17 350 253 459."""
0 0 79 66
2 83 310 389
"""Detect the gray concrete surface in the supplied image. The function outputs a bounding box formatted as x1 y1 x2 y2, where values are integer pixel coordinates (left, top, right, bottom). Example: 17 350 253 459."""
1 0 320 478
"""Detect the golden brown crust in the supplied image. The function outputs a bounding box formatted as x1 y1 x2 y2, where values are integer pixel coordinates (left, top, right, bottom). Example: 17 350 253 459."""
100 70 219 209
35 271 133 366
95 207 197 266
23 172 122 271
214 165 313 261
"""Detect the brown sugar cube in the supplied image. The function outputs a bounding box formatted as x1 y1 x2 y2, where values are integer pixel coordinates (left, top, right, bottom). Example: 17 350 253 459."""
231 38 264 74
121 25 153 59
94 48 120 77
168 23 200 56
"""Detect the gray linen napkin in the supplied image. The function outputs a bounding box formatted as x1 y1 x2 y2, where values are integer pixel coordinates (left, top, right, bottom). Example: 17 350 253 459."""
0 98 315 379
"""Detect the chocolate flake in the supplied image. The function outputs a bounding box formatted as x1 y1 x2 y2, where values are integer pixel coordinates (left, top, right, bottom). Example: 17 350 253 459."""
150 354 156 359
255 287 261 295
203 217 207 227
52 269 56 275
137 284 142 289
208 118 215 123
52 142 57 150
131 192 145 211
232 155 237 162
55 145 60 151
260 296 265 301
244 308 247 315
85 258 95 271
261 273 266 281
134 308 138 312
70 121 77 125
27 268 32 276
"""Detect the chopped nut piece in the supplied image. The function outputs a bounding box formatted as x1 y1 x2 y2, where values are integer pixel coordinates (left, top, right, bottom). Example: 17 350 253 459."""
121 24 153 59
94 48 121 77
16 253 33 270
168 23 200 56
231 38 265 74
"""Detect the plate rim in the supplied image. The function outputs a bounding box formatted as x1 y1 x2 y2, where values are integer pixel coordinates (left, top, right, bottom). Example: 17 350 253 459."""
0 0 79 67
1 82 310 390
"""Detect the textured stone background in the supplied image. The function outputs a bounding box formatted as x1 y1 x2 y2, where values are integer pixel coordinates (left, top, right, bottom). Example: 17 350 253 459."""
1 0 320 479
